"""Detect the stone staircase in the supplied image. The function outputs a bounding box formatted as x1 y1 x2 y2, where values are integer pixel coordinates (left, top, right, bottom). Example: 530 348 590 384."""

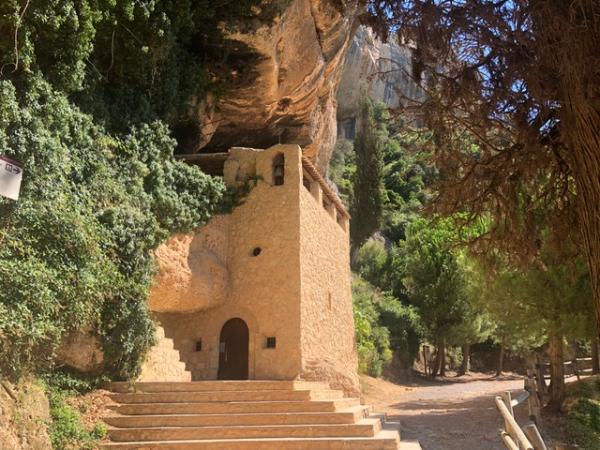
137 327 191 382
101 381 420 449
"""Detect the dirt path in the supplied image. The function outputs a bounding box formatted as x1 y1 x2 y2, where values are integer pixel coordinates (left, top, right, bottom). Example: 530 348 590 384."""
361 373 569 450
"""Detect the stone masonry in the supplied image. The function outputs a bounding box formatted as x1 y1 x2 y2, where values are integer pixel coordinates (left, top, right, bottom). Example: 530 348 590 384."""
141 144 359 396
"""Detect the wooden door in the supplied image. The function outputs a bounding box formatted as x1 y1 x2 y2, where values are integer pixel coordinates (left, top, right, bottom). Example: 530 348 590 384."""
218 318 249 380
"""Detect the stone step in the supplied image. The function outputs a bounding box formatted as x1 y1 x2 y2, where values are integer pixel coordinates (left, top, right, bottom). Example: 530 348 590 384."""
109 398 361 415
399 440 423 449
109 380 329 393
109 389 343 404
104 406 372 428
101 429 401 449
108 418 383 442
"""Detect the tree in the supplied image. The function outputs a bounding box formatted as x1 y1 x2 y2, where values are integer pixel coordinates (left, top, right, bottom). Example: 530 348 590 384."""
350 97 385 250
474 253 593 407
362 0 600 340
352 277 393 377
447 306 493 376
398 218 470 377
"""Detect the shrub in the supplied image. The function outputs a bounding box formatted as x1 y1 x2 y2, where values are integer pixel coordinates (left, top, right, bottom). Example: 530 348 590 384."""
0 76 225 378
378 295 424 368
353 277 393 377
567 399 600 450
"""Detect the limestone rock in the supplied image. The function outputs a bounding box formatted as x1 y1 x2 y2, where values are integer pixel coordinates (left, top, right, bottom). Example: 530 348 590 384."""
336 26 425 135
56 328 104 373
193 0 360 172
149 217 229 313
0 379 51 450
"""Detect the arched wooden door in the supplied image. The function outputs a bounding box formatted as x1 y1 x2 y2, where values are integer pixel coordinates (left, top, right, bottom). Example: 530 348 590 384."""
218 318 249 380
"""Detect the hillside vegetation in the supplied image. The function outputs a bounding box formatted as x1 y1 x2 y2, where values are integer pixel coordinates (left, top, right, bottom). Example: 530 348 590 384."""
0 1 286 380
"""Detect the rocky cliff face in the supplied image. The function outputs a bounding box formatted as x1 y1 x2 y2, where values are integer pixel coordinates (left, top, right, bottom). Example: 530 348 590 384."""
0 380 51 450
336 26 425 139
192 0 360 172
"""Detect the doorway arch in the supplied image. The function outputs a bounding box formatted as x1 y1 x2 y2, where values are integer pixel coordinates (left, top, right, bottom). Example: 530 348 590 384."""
218 318 249 380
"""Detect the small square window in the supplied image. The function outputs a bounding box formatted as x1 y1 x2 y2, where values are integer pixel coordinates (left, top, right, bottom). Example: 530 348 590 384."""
266 337 276 349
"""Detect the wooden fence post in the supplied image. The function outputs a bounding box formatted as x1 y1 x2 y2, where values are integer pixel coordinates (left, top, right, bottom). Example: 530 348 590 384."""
523 423 548 450
524 374 542 425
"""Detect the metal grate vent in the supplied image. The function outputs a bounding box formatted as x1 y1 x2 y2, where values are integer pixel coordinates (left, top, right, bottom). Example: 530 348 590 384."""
266 337 276 349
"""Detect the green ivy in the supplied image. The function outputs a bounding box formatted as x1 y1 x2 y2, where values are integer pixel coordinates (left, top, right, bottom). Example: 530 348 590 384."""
0 76 225 378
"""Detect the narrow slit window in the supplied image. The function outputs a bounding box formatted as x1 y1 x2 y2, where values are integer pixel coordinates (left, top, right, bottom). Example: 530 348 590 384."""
273 153 285 186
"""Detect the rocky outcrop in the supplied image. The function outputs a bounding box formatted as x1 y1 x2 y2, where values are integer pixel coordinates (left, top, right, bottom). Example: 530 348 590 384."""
56 328 104 373
192 0 360 172
336 26 425 138
148 216 229 313
0 379 51 450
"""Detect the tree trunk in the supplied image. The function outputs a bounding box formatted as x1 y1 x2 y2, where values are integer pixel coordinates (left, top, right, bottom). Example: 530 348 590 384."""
431 340 443 378
439 340 446 377
548 332 565 409
496 345 504 377
592 337 600 375
569 108 600 352
430 349 439 378
458 344 470 376
531 0 600 348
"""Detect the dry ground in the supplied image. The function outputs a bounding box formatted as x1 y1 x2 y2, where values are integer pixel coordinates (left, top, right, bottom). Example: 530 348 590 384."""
361 373 573 450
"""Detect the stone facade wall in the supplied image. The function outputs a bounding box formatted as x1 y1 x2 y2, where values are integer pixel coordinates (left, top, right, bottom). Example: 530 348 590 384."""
298 180 359 396
143 144 358 392
151 145 304 381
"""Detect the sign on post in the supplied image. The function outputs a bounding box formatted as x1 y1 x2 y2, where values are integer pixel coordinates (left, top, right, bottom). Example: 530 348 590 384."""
0 155 23 201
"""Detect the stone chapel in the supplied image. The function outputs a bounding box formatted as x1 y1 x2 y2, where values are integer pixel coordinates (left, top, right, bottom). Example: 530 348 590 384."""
140 144 359 395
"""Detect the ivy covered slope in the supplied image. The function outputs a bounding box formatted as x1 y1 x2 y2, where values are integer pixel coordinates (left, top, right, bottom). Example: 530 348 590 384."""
0 77 225 378
0 1 279 379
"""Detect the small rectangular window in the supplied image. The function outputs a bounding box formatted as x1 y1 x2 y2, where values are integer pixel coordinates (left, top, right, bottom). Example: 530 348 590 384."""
266 337 276 349
195 340 202 352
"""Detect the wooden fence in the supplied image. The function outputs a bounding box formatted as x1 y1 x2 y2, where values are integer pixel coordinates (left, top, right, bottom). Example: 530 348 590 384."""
495 370 580 450
537 357 593 382
495 372 546 450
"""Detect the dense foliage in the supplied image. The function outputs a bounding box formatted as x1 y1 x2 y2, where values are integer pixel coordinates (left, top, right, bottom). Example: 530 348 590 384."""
334 101 433 375
352 277 423 376
0 0 284 131
353 277 393 377
349 97 385 250
0 77 225 378
566 377 600 450
362 0 600 345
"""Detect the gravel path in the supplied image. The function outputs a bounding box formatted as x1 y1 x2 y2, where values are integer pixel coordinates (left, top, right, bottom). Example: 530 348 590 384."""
361 373 569 450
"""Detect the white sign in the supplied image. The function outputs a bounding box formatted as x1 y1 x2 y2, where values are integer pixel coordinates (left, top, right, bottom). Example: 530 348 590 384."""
0 155 23 200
